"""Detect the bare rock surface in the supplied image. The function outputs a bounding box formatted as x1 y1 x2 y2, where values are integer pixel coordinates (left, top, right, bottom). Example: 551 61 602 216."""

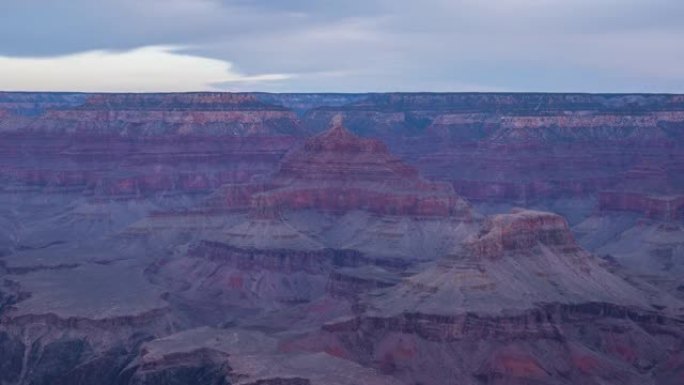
1 92 683 384
211 118 471 218
130 327 401 385
368 209 680 317
308 210 684 385
5 261 167 321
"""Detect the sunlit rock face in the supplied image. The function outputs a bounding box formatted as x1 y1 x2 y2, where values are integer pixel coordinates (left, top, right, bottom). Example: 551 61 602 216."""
1 92 683 385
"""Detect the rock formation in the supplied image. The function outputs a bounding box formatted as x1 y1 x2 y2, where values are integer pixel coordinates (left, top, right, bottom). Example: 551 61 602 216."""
210 117 471 218
2 92 683 204
144 118 475 320
1 92 683 385
599 162 684 220
305 210 684 385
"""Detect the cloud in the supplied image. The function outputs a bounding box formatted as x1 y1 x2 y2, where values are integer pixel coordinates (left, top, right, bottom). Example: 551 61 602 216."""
1 0 684 92
0 46 292 92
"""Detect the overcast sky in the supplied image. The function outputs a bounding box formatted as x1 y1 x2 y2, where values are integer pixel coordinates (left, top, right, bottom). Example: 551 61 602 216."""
1 0 683 92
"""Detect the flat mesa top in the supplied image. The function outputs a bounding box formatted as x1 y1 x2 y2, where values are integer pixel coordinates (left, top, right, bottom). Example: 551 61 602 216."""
141 327 278 362
8 261 167 320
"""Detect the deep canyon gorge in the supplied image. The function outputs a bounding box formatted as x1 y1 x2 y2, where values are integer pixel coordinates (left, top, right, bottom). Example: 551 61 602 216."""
0 92 683 385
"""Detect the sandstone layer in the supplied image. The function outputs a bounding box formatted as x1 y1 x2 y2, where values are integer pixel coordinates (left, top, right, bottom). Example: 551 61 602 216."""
305 210 684 385
1 92 683 385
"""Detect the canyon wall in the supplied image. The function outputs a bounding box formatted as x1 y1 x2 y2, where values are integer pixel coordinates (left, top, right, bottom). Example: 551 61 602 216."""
1 92 683 385
2 92 682 214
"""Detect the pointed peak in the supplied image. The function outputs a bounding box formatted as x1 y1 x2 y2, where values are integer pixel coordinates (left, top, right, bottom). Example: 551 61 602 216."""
304 115 367 151
330 114 345 128
297 122 386 156
321 115 355 138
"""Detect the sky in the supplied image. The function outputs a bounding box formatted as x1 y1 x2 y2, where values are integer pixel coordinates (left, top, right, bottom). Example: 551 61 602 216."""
1 0 683 93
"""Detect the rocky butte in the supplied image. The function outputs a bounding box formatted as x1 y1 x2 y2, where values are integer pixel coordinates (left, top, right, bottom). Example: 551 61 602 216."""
211 116 471 218
313 210 683 384
0 92 683 385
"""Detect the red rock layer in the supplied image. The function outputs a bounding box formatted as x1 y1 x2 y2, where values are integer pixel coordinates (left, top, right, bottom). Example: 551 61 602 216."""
0 134 296 196
599 162 684 219
469 209 578 258
2 92 303 136
2 92 684 205
0 93 304 196
302 93 684 205
216 121 471 217
313 303 683 385
599 192 684 220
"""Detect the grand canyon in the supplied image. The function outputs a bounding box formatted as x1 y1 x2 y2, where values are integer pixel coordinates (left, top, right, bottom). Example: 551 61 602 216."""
1 92 683 385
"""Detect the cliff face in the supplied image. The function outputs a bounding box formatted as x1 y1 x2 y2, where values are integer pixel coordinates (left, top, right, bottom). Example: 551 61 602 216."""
1 92 302 136
5 92 684 138
364 209 675 317
137 119 475 316
597 163 684 220
303 209 684 385
299 93 684 207
302 93 684 141
470 209 578 258
213 120 471 218
1 92 683 385
3 91 682 206
0 92 305 200
313 303 684 385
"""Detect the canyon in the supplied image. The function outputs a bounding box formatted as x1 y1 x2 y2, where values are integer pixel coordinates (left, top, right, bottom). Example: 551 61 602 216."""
0 92 683 385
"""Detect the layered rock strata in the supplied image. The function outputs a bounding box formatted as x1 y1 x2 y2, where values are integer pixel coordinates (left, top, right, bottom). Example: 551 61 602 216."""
2 92 683 205
1 92 684 384
303 210 684 385
212 118 471 218
599 163 684 220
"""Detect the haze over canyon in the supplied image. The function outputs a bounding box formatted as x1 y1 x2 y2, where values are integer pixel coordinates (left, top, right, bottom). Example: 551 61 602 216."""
0 92 683 385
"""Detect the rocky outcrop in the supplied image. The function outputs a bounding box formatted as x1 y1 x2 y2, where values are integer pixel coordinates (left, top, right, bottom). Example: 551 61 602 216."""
2 92 683 203
151 237 410 313
300 93 684 204
127 348 231 385
125 327 400 385
418 144 628 203
600 192 684 220
2 93 302 136
0 92 305 198
470 209 578 258
0 259 175 383
2 92 684 384
300 93 684 151
135 119 475 317
599 163 684 220
214 118 471 218
301 209 684 385
311 303 684 385
359 209 675 316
